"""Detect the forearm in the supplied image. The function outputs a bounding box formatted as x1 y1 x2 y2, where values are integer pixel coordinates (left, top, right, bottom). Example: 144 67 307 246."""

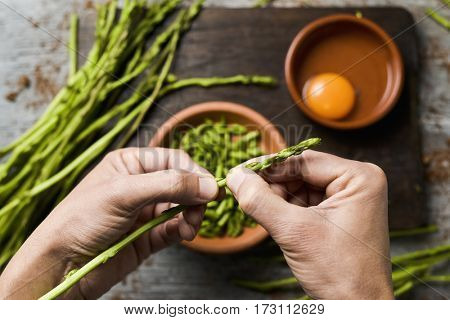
0 223 69 299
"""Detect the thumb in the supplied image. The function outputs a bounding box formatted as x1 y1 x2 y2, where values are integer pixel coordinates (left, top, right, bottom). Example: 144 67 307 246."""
226 166 294 229
112 169 219 210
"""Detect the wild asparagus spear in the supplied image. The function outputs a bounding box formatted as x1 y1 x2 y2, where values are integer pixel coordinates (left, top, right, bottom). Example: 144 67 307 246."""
391 244 450 265
389 225 438 238
243 137 321 174
254 0 274 8
69 14 78 78
426 7 450 30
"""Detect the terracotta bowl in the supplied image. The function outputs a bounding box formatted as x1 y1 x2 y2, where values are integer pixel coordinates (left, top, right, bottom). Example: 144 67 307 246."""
149 101 286 254
285 14 404 130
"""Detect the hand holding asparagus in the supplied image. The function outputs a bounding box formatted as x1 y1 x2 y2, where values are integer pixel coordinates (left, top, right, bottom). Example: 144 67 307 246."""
227 149 394 299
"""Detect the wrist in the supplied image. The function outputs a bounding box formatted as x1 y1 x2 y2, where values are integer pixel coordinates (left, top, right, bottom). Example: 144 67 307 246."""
342 278 394 300
0 220 71 299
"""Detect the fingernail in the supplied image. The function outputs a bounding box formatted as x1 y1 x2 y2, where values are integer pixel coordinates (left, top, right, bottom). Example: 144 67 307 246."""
198 175 218 200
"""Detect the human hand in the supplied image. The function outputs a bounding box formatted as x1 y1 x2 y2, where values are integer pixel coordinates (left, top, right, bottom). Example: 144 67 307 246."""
227 150 393 299
0 148 219 299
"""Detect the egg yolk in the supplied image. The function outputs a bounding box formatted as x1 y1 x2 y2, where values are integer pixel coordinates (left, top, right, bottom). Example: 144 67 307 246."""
303 73 355 120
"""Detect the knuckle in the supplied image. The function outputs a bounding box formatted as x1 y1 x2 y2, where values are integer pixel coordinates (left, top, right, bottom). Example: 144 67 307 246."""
353 162 387 193
175 149 189 158
103 148 132 162
103 150 120 162
300 149 314 162
169 169 186 189
170 149 191 170
363 163 387 187
173 149 190 162
168 169 196 193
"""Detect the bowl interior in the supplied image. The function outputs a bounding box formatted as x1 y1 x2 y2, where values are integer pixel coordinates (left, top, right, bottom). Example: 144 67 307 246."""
149 101 286 254
286 15 403 129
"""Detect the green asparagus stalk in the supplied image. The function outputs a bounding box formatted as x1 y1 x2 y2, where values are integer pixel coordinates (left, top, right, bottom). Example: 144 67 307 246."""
421 274 450 283
393 281 414 297
391 273 450 297
159 75 276 96
244 137 321 173
39 137 321 300
69 14 78 78
254 0 274 8
389 225 438 238
391 244 450 265
392 264 430 283
426 7 450 30
39 205 181 300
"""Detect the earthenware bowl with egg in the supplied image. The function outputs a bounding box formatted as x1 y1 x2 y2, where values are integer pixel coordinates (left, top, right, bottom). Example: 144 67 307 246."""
285 14 404 130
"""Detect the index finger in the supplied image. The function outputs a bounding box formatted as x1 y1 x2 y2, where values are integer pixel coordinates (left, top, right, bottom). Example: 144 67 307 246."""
260 150 353 188
117 147 212 176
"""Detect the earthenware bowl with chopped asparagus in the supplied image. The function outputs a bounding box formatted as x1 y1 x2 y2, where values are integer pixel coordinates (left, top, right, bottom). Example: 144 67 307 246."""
149 101 291 254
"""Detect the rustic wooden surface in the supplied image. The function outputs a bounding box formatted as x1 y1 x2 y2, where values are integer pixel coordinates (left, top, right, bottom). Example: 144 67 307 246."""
0 0 448 300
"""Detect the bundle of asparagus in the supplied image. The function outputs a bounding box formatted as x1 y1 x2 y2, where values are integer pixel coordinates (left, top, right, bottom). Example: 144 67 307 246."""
0 0 276 268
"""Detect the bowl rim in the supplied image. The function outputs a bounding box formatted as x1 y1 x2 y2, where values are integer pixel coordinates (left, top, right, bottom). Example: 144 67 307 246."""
149 101 287 254
285 13 404 130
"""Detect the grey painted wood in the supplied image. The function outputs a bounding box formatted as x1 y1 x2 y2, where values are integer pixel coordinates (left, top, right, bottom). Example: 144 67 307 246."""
0 0 448 300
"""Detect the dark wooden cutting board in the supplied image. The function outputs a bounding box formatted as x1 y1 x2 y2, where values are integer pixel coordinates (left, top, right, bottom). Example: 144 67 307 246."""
81 7 425 229
154 7 424 229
